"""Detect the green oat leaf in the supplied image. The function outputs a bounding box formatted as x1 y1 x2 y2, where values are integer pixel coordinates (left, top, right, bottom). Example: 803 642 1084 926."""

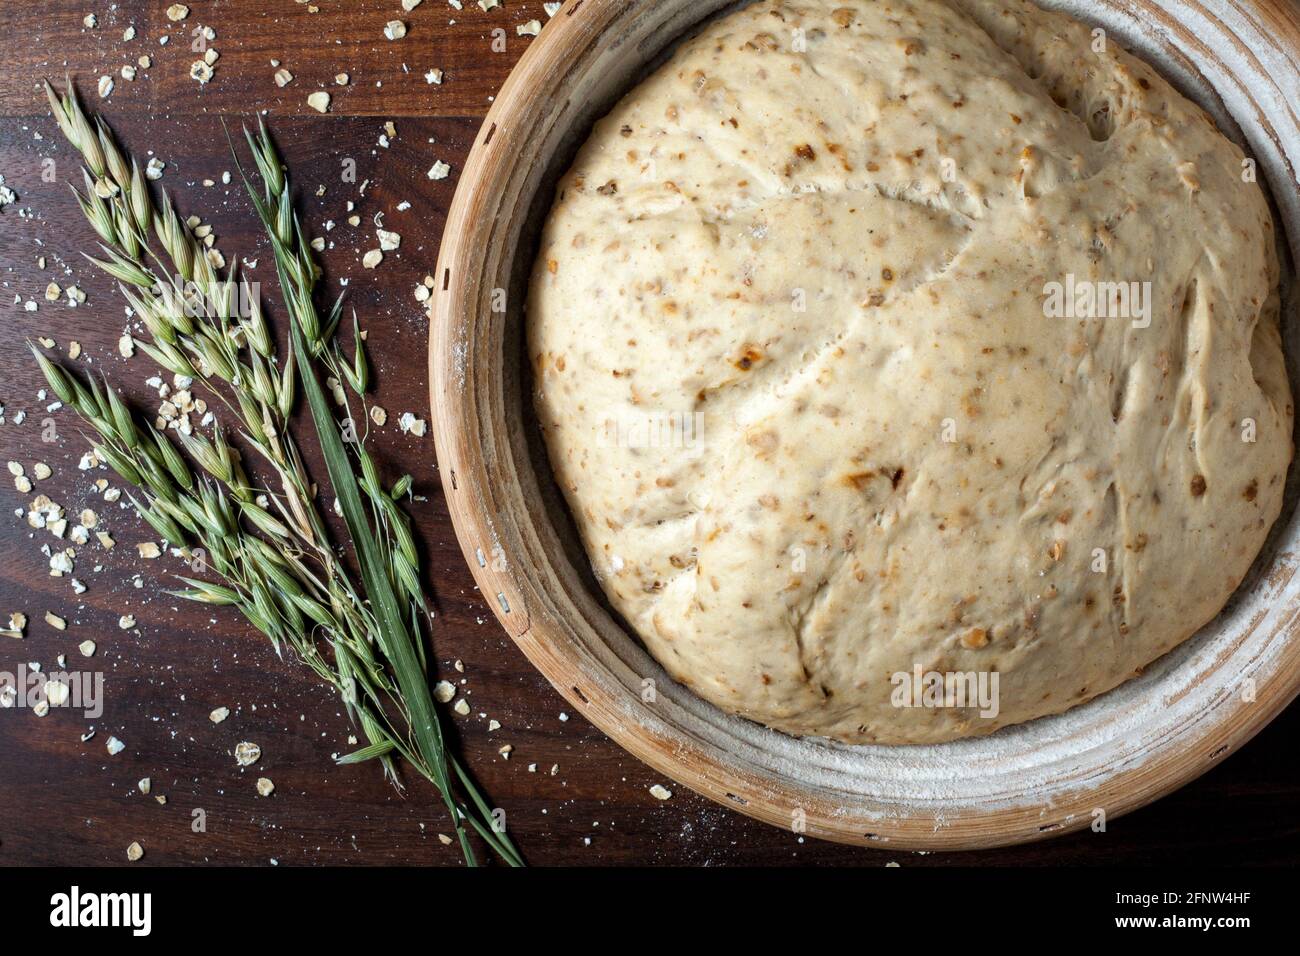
335 740 397 766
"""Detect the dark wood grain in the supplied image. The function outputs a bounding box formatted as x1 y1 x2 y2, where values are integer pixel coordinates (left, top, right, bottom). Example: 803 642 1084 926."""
0 0 1296 867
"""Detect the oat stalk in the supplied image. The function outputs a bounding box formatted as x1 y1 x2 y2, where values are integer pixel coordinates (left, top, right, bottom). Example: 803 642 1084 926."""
37 78 522 867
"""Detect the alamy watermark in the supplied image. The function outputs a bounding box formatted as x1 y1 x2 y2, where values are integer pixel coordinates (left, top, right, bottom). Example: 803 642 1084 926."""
598 410 705 457
50 886 151 936
1043 273 1151 329
0 665 103 719
890 664 999 719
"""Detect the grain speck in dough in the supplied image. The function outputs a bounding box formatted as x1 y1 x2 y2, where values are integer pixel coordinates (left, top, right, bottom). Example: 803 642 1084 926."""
527 0 1292 744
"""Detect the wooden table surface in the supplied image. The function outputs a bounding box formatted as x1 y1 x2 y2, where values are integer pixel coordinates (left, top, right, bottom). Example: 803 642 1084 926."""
0 0 1296 868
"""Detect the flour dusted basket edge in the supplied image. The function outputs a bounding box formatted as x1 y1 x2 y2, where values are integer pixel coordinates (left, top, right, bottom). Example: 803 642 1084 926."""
429 0 1300 850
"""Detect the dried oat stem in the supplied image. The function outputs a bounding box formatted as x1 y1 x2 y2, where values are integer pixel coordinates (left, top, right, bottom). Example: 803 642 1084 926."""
37 79 522 867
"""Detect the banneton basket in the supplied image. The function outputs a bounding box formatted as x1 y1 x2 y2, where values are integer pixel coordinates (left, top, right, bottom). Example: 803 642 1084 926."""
430 0 1300 849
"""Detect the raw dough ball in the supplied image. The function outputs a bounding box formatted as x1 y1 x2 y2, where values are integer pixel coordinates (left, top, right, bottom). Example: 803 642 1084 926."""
528 0 1292 743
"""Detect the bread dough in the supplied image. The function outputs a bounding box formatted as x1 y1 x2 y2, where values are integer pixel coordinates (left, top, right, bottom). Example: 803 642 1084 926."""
527 0 1292 743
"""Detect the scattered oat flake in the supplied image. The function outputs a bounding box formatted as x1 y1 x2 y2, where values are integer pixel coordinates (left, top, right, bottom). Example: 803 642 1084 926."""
118 614 136 630
49 550 74 576
335 73 350 86
517 19 542 36
235 741 261 766
427 160 451 180
274 68 293 87
384 20 407 40
45 611 67 631
362 249 384 269
649 784 673 800
98 76 114 98
33 463 52 480
377 229 401 251
437 833 453 845
307 91 331 113
45 680 69 706
136 542 162 559
79 640 97 657
118 334 135 357
370 405 387 427
256 777 275 797
4 611 26 639
106 736 126 755
126 841 144 862
398 412 427 436
166 4 189 21
138 777 151 795
477 0 500 10
210 706 230 724
453 698 471 716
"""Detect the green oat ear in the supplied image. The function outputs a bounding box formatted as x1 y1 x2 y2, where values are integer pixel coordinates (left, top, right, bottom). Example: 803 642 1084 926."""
35 79 523 867
245 124 518 867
